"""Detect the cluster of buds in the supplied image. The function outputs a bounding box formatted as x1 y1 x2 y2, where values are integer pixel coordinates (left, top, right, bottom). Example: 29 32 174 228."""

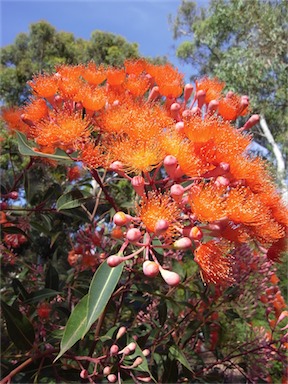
77 326 152 383
1 59 287 288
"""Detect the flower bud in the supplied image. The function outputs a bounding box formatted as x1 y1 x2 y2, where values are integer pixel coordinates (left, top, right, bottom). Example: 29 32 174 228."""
242 114 260 131
170 103 181 120
131 175 145 197
160 268 181 287
127 342 137 352
164 155 177 178
190 226 203 241
116 326 126 340
207 100 219 114
148 86 160 102
196 90 206 108
142 349 150 357
143 261 159 277
107 255 123 267
113 211 129 226
126 228 141 243
136 376 152 382
170 184 184 202
173 237 192 250
215 176 230 187
154 219 169 235
184 83 193 103
109 161 124 173
80 369 88 379
175 121 185 133
9 191 18 200
107 374 117 383
103 366 111 376
110 344 119 355
132 357 143 368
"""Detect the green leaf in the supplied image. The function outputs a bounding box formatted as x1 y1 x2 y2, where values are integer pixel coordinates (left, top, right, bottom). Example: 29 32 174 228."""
12 278 30 301
54 294 88 361
56 190 92 210
168 345 194 373
45 264 59 291
124 340 156 382
83 261 123 336
16 131 76 161
24 289 60 304
1 300 35 351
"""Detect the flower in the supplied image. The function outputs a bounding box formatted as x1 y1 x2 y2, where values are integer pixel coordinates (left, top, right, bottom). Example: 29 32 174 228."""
194 240 234 285
195 77 225 104
138 191 180 235
28 73 58 98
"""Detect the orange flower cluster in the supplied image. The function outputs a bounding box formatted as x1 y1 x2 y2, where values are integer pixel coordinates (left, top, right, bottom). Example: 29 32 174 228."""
2 59 287 286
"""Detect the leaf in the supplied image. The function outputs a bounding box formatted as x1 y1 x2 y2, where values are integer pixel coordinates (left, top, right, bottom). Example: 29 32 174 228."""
1 300 35 351
16 131 76 161
12 278 30 301
24 289 60 304
45 264 59 291
168 345 194 373
83 261 123 336
56 190 92 210
54 294 88 361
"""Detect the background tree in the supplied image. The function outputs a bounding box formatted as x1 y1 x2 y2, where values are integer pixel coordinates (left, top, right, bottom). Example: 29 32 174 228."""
170 0 288 193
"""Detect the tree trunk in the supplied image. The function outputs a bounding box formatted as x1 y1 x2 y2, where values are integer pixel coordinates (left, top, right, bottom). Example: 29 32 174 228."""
259 115 287 202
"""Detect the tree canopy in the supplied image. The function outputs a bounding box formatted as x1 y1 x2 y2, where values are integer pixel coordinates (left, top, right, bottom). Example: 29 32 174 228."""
0 21 141 105
171 0 287 178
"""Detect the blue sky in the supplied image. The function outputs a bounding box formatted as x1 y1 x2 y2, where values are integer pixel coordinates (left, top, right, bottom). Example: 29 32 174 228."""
0 0 208 80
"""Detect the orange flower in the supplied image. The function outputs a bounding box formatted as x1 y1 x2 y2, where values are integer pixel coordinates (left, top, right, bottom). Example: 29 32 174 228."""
28 74 58 98
188 183 227 222
194 240 234 285
124 74 150 97
82 62 107 85
67 166 82 181
34 110 91 150
80 140 106 170
151 64 184 98
138 191 180 234
22 98 49 122
80 84 106 111
106 67 126 86
124 59 146 76
196 77 225 104
110 136 165 174
218 94 249 121
1 107 28 134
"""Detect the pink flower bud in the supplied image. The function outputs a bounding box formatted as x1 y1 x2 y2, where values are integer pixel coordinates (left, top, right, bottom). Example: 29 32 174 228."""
190 226 203 241
170 184 184 202
126 228 142 243
196 90 206 108
80 369 88 379
142 349 150 357
173 237 192 250
143 261 159 277
215 176 230 187
107 374 117 383
127 342 137 352
132 357 143 368
184 83 193 103
182 109 194 119
136 376 152 382
107 255 123 267
148 86 160 102
207 100 219 114
113 211 129 226
109 161 124 172
242 114 260 131
170 103 181 120
103 366 111 376
175 121 185 133
164 155 177 178
154 219 169 235
190 106 202 116
131 175 145 197
110 344 119 355
160 268 181 287
116 326 126 340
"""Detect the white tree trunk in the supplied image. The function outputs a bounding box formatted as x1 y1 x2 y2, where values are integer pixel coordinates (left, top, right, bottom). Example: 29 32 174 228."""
259 115 287 203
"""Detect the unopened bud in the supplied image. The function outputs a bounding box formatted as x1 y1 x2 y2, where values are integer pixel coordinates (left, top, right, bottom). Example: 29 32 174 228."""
80 369 88 379
170 102 181 120
103 366 111 376
155 219 169 235
190 226 203 241
142 349 150 357
132 357 143 368
173 237 192 250
109 161 124 172
131 175 145 197
116 326 126 340
143 261 159 277
107 374 117 383
127 342 137 352
148 86 160 102
207 100 219 114
190 106 202 116
136 375 152 382
164 155 177 177
182 109 194 119
170 184 184 202
242 114 260 131
113 211 129 226
215 176 230 187
107 255 123 267
126 228 142 243
196 90 206 108
9 191 18 200
175 121 185 132
110 344 119 355
184 83 193 103
160 268 181 287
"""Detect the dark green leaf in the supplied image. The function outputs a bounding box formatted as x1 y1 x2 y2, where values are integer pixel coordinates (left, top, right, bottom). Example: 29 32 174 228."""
56 190 92 210
45 264 59 291
24 289 60 304
168 344 194 373
54 294 88 361
12 278 30 301
1 300 35 351
83 261 123 336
